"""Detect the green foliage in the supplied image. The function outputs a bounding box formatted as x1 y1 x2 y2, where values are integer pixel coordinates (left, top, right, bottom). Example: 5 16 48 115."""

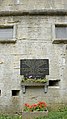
35 106 67 119
21 78 48 83
0 115 22 119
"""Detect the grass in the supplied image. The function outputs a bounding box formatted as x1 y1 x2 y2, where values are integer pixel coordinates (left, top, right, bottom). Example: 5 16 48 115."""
0 115 22 119
36 106 67 119
36 111 67 119
0 106 67 119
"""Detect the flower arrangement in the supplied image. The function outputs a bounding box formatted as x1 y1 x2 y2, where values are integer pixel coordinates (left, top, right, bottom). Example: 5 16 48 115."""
23 101 47 112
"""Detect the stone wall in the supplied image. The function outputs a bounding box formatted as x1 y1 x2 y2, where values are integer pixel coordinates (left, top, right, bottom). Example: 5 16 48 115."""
0 0 67 11
0 0 67 114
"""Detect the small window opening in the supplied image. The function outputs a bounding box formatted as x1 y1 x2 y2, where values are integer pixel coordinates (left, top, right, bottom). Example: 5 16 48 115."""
55 25 67 39
49 80 59 86
0 26 13 39
12 90 20 96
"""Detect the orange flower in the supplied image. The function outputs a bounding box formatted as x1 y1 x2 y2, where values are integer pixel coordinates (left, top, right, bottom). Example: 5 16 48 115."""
32 104 37 107
24 101 47 112
24 103 31 108
38 101 47 107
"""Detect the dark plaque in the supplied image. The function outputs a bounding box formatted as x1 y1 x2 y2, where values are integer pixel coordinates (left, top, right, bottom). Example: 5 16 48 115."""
20 59 49 78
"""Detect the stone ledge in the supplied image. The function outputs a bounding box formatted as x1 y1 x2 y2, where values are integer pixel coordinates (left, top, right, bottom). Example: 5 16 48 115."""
0 9 67 16
21 82 47 86
0 39 17 43
52 39 67 44
21 82 49 93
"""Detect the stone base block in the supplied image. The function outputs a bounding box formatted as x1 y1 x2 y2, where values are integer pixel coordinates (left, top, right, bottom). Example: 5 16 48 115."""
22 111 48 119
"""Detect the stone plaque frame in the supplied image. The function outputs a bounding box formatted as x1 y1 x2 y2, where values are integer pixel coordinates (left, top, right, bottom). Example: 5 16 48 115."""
20 59 49 79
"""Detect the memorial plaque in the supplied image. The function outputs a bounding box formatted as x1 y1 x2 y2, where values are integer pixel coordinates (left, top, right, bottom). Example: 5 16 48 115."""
20 59 49 78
